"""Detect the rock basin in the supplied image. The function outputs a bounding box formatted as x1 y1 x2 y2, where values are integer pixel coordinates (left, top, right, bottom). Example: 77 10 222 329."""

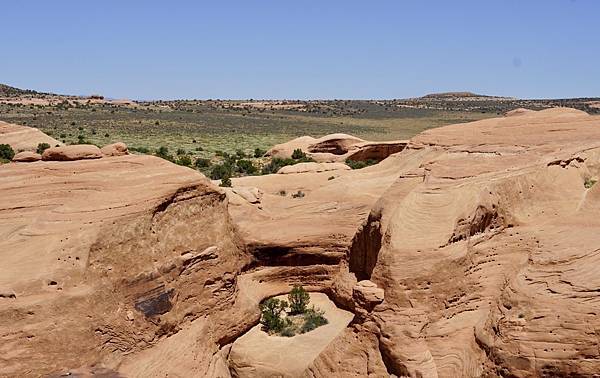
228 292 354 377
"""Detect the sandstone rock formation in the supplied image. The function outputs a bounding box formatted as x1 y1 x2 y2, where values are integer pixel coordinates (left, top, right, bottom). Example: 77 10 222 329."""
101 142 129 156
42 144 103 161
12 151 42 162
0 121 62 151
267 133 408 163
2 107 600 377
277 161 350 174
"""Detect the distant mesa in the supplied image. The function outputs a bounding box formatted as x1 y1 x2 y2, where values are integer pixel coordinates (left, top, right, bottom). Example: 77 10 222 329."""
420 91 515 100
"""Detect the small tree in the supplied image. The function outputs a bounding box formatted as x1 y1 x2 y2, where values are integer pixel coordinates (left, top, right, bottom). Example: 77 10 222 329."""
291 148 306 160
288 285 310 314
260 298 288 332
254 147 266 158
36 142 50 154
0 144 15 161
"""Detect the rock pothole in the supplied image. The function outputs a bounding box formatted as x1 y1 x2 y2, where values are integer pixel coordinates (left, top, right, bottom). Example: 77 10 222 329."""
227 292 354 377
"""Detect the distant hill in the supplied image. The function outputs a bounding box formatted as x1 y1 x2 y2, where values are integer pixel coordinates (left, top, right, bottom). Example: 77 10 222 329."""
0 83 54 97
421 91 492 99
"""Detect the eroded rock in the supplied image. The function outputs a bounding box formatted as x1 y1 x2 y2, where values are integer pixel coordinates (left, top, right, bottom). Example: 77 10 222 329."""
42 144 103 161
12 151 41 162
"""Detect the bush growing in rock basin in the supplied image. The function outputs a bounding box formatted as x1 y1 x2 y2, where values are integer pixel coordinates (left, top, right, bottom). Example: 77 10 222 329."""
288 284 310 314
300 307 328 333
259 298 288 332
260 285 329 337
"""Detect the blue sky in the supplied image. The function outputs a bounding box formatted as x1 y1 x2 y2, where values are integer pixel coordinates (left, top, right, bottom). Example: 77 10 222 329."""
1 0 598 100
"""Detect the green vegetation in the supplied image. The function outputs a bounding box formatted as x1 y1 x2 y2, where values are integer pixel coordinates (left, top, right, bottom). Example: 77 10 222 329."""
36 142 50 154
259 298 288 333
288 285 310 314
584 177 597 189
261 155 314 174
155 146 173 162
291 148 307 160
219 176 232 187
175 154 192 167
0 98 497 172
300 307 328 333
0 144 15 162
346 159 378 169
259 285 328 337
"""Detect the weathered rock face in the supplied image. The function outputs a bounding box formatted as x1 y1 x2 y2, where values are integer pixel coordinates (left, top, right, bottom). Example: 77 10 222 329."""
0 154 251 376
364 108 600 377
42 144 103 161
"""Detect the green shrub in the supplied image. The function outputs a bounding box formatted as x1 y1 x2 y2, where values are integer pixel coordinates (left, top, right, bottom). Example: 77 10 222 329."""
280 320 296 337
36 142 50 154
194 158 211 168
236 159 257 175
259 298 288 332
130 146 150 154
254 147 266 158
176 148 186 155
155 146 174 162
220 176 232 187
300 307 328 333
291 148 306 160
210 163 233 180
0 144 15 161
176 155 192 167
346 159 377 170
235 149 247 158
288 285 310 314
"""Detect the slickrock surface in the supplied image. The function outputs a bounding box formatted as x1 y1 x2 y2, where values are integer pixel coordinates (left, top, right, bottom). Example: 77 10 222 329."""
2 107 600 377
0 121 62 151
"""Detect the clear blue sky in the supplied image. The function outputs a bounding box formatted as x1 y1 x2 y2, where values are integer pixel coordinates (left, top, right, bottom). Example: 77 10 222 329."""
1 0 598 100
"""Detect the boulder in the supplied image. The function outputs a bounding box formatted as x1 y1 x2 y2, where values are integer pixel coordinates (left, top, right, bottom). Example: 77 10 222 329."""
42 145 103 161
352 280 384 311
12 151 42 162
101 142 129 157
231 186 263 204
